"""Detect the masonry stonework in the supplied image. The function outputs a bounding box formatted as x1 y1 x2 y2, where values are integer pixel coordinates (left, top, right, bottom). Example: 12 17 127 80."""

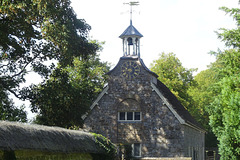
84 57 205 159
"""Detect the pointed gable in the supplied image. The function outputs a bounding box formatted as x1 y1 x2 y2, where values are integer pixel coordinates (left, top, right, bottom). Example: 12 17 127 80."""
151 79 204 131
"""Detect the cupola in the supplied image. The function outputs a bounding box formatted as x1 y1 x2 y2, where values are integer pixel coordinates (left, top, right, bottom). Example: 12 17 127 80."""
119 2 143 58
119 21 143 57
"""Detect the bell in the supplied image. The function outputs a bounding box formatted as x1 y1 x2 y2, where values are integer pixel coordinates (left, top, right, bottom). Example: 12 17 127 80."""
127 37 133 45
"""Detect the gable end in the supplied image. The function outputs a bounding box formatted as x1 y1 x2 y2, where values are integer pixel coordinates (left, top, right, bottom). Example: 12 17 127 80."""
151 82 185 124
81 85 109 120
151 81 205 132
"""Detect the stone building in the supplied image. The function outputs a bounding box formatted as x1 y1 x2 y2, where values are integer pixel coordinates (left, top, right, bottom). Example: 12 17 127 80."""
83 19 205 159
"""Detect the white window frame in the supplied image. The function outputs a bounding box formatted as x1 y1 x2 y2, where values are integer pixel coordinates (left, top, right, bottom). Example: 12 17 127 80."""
132 143 141 157
118 112 141 121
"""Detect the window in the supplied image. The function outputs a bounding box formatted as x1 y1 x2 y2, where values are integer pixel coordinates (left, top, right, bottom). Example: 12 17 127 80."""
132 143 141 157
119 112 125 120
122 143 141 158
127 112 133 120
118 112 141 121
134 112 141 120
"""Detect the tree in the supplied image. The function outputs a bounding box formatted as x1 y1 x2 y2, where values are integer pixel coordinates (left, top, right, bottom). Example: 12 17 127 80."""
207 49 240 159
150 52 198 117
188 69 215 126
202 6 240 159
216 7 240 49
0 89 27 122
0 0 97 120
188 69 218 147
24 53 110 128
188 6 240 154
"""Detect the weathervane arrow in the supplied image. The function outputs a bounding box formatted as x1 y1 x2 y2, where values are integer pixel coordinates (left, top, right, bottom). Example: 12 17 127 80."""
123 1 140 25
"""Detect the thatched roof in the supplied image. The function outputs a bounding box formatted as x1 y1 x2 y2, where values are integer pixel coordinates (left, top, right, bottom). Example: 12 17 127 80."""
0 121 107 154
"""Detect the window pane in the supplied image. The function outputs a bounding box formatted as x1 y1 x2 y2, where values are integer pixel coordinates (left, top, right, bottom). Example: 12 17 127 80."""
134 112 140 120
119 112 125 120
134 143 141 157
127 112 133 120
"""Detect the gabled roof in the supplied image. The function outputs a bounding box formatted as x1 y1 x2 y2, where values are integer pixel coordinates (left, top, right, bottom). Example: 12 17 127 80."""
151 80 205 132
119 23 143 38
85 56 204 132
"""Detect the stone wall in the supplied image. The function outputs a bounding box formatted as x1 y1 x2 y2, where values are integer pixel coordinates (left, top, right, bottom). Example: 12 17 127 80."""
84 58 186 158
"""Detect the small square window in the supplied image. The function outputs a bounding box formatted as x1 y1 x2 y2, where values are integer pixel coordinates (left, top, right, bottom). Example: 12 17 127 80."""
119 112 125 120
134 112 140 120
127 112 133 120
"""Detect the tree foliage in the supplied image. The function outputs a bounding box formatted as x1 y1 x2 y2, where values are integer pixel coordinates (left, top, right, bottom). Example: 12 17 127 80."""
188 69 216 127
207 49 240 159
23 54 110 128
150 52 198 116
188 69 218 147
0 89 27 122
189 6 240 154
0 0 97 121
199 6 240 159
216 7 240 48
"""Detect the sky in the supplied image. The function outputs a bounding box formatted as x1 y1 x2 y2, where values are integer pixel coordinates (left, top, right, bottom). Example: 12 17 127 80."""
19 0 239 119
71 0 238 72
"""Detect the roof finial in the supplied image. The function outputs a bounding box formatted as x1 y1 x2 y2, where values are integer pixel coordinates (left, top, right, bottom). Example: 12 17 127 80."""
123 1 139 26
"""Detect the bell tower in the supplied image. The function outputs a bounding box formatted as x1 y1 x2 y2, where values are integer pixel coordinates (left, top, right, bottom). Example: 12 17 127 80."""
119 2 143 57
83 2 205 159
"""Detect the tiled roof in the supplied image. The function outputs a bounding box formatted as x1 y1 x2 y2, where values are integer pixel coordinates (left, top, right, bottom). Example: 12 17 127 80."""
155 80 205 131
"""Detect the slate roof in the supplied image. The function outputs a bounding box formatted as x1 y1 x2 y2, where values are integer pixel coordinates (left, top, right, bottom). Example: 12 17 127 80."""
119 23 143 38
155 80 205 131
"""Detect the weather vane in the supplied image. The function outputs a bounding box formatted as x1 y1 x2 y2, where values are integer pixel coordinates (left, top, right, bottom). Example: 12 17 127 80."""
123 1 139 25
